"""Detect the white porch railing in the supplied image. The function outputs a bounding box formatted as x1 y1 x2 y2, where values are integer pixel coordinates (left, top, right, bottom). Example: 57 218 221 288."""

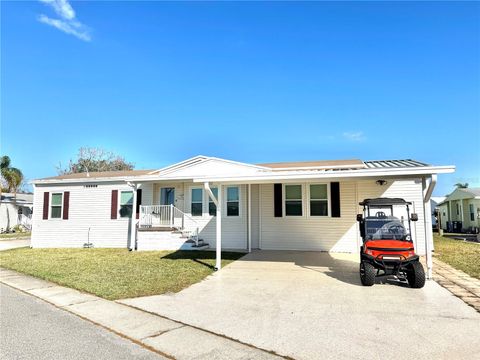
18 214 32 231
139 204 200 245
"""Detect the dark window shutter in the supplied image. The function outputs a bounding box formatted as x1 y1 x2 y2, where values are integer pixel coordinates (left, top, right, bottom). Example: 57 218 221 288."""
111 190 118 219
63 191 70 220
330 182 341 217
136 189 142 219
43 192 49 220
274 183 283 217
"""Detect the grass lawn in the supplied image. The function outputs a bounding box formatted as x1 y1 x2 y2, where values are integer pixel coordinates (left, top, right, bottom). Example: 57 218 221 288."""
0 232 31 239
0 248 244 300
433 234 480 279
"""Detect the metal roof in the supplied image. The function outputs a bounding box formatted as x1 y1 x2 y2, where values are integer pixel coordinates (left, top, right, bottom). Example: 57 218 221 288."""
364 159 430 169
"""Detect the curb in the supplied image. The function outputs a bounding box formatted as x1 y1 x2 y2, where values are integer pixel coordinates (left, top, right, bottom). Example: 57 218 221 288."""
0 268 285 360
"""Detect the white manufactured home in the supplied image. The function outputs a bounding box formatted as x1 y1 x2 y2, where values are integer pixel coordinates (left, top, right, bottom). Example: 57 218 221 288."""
31 156 454 276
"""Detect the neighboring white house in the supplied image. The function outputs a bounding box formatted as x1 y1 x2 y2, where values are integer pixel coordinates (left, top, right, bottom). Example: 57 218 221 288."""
430 196 446 229
437 188 480 233
0 192 33 232
31 155 455 276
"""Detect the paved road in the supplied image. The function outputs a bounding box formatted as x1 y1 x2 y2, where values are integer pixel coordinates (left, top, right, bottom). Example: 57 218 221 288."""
0 284 165 360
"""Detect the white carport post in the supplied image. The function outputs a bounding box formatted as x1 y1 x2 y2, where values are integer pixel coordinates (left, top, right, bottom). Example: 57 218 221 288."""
204 182 222 270
423 175 437 279
127 182 138 251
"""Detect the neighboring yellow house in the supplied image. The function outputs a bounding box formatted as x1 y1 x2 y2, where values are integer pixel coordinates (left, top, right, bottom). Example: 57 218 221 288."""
437 188 480 233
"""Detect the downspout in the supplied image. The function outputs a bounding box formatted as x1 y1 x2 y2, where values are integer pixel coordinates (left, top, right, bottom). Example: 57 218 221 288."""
127 182 138 251
423 175 437 279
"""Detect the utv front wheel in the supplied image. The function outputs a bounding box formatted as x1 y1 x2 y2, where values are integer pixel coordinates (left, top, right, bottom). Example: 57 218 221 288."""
407 261 426 289
360 261 376 286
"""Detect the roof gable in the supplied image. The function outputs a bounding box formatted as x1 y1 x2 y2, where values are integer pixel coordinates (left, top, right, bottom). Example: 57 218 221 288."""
445 187 480 201
151 156 270 179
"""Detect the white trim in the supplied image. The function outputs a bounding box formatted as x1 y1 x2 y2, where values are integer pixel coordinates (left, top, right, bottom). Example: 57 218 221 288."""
193 166 456 184
32 161 455 185
307 183 330 218
248 184 252 252
118 190 134 220
190 187 204 217
215 184 223 270
225 185 241 218
149 156 208 175
50 192 63 220
259 184 263 249
283 184 305 217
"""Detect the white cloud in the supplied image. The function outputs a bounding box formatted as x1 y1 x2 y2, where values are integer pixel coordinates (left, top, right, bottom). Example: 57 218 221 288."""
342 131 366 142
40 0 75 20
38 0 91 41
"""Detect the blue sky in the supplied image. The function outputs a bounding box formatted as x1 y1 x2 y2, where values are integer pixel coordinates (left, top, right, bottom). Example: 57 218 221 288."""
1 1 479 196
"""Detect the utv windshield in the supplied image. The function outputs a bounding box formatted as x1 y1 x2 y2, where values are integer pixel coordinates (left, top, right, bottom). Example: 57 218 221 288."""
364 205 412 241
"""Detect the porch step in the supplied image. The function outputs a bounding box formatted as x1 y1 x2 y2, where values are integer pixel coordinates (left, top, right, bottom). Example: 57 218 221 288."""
191 242 209 249
138 227 176 232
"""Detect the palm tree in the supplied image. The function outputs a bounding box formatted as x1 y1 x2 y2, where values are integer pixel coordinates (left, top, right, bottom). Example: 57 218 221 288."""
1 156 24 200
454 182 469 189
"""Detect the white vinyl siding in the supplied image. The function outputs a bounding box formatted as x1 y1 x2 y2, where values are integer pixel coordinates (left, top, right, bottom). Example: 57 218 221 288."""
184 184 248 250
31 182 154 248
259 178 428 255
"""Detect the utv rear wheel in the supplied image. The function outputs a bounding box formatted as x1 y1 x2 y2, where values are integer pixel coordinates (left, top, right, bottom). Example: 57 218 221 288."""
407 261 425 289
360 261 376 286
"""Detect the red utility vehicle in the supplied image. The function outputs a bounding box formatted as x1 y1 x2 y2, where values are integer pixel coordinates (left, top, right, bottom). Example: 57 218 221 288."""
356 198 425 288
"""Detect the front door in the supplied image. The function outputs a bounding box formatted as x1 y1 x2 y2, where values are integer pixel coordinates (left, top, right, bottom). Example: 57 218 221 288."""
160 187 175 206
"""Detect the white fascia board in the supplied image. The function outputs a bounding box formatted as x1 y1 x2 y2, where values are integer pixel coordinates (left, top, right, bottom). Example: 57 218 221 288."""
192 165 456 184
205 157 272 171
31 176 139 185
148 155 208 175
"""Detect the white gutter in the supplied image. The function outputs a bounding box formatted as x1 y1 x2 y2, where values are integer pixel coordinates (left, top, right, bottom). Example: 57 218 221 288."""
424 174 437 202
31 165 455 185
192 166 455 184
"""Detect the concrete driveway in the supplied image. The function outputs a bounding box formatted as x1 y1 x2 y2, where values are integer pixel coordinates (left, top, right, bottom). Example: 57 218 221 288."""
0 238 30 251
120 251 480 360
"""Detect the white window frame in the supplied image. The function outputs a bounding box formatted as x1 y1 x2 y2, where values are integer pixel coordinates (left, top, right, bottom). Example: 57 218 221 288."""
307 183 330 217
118 190 134 219
283 184 304 217
50 192 63 220
191 187 204 217
225 185 241 217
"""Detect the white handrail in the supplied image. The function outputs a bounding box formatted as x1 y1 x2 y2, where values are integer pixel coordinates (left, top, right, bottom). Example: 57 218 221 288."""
139 205 200 245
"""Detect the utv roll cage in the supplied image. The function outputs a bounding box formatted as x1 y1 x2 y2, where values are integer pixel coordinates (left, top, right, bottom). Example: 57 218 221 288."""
357 198 418 242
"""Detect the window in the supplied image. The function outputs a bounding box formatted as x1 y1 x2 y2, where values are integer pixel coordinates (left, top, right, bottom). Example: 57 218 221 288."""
456 203 460 216
226 187 239 216
51 193 63 219
310 184 328 216
191 188 203 216
285 185 302 216
209 187 218 216
119 191 133 218
470 204 475 221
